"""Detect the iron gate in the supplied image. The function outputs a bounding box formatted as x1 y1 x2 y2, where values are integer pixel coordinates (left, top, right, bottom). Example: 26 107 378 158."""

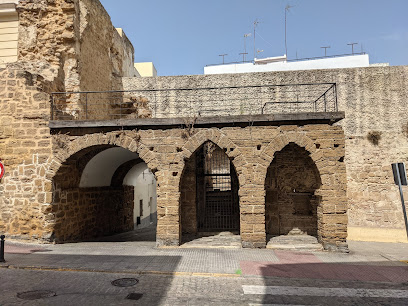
196 142 239 231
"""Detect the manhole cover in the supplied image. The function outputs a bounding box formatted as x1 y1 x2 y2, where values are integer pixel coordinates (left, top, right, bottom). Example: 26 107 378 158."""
126 293 143 300
17 290 56 300
111 278 139 287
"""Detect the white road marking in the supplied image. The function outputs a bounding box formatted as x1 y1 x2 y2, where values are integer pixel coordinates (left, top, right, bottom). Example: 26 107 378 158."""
242 285 408 298
249 304 309 306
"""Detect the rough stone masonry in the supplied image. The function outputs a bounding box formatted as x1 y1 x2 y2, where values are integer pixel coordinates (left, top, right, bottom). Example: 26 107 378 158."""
0 0 406 252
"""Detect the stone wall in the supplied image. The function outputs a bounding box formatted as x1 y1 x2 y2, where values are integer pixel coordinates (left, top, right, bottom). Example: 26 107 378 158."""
46 124 347 250
0 66 347 250
52 186 134 242
123 65 408 243
0 0 142 242
0 66 52 240
16 0 137 120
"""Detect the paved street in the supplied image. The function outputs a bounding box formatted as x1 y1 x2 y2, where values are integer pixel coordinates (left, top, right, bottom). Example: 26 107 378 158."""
1 229 408 305
1 268 408 305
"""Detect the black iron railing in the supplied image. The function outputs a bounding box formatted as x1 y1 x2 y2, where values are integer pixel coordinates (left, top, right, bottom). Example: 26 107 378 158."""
51 83 338 121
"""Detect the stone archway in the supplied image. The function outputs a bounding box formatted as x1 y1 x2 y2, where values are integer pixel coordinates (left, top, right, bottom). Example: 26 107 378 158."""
50 145 140 242
46 132 161 243
259 133 348 251
180 141 240 235
265 143 322 237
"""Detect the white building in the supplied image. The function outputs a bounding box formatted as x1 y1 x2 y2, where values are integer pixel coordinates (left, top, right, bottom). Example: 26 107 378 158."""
204 53 388 75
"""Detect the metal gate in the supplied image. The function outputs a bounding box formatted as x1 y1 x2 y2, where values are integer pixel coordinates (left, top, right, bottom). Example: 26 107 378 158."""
196 142 239 232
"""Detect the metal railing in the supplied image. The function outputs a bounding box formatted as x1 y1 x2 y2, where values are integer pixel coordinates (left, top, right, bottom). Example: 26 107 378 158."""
51 83 338 121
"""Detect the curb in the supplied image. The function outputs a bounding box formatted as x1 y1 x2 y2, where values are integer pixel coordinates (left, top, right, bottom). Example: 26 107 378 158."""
0 264 241 278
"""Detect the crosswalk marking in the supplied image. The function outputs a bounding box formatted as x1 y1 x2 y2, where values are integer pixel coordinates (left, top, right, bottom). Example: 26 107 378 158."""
242 285 408 298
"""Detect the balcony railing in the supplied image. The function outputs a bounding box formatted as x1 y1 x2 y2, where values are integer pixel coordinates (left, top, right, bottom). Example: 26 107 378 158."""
50 83 337 121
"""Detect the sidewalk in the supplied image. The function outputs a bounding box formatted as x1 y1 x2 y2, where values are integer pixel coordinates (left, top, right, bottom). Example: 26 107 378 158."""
1 233 407 284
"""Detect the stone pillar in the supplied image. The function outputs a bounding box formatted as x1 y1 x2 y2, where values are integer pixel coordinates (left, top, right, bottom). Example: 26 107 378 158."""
239 164 267 248
155 170 181 247
316 168 349 252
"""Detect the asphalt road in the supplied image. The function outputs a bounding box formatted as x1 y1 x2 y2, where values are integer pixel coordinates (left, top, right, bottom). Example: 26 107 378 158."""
1 268 408 306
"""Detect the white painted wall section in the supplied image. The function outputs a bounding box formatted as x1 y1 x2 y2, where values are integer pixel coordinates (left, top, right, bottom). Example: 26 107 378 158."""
79 147 139 187
124 163 157 227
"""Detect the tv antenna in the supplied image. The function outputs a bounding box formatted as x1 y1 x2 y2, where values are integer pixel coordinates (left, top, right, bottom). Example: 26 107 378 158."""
219 54 228 64
347 42 358 54
253 19 260 59
239 52 248 62
321 46 330 57
243 33 251 61
285 4 294 58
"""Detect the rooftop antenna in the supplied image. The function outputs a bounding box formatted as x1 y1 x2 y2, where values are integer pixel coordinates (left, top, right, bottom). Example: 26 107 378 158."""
243 33 251 61
219 54 228 64
321 46 330 57
239 52 248 62
285 5 294 59
347 42 358 54
253 19 260 60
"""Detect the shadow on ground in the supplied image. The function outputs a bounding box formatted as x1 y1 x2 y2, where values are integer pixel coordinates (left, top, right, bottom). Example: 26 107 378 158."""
84 224 156 243
1 254 181 305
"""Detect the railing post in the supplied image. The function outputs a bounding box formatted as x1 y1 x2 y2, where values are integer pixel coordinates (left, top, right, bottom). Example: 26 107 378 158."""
50 94 54 120
154 93 157 118
0 235 5 263
85 93 88 120
334 83 338 112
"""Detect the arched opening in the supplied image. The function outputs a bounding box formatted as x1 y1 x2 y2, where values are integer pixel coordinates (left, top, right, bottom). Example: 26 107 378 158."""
265 143 322 246
180 141 240 245
51 145 157 243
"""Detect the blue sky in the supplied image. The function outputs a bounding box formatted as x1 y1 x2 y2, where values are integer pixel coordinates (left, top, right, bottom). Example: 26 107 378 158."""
100 0 408 76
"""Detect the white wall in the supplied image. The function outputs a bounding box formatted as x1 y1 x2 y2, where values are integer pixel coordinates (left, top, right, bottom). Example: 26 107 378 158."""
204 54 370 75
79 147 139 187
123 162 157 227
